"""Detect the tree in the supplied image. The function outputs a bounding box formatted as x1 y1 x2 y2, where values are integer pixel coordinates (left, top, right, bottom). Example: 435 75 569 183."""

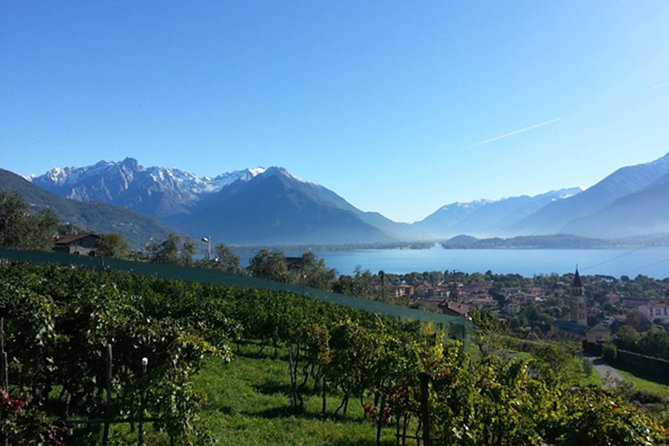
0 191 29 247
617 325 640 350
625 310 651 332
636 331 669 361
147 233 194 266
97 232 129 258
291 252 336 289
25 208 59 250
249 249 289 282
180 240 195 267
0 191 58 250
603 342 618 362
214 243 241 273
351 266 374 298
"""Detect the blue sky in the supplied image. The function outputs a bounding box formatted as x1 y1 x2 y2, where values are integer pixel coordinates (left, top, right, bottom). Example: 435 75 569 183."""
2 1 669 222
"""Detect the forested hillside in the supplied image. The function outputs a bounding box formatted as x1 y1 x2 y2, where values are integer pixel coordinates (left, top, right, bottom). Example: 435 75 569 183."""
0 169 175 248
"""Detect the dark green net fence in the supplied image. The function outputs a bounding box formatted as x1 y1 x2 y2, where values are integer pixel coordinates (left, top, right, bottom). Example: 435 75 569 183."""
0 249 473 341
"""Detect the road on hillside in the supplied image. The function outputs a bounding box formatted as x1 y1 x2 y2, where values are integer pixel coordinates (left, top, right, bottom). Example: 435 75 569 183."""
585 354 625 386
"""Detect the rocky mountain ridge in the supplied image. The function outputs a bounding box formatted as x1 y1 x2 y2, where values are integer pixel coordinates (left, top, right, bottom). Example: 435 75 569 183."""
22 151 669 245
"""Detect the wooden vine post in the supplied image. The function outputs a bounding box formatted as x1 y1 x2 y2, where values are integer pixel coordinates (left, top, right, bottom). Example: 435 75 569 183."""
138 357 148 446
418 372 432 446
1 317 8 446
102 344 113 446
1 318 8 391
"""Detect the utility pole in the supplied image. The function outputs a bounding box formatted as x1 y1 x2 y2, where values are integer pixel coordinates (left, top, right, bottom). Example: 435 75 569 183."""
201 236 212 261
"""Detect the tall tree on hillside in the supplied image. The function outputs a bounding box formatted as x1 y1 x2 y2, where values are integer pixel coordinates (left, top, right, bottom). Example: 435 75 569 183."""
291 252 337 289
181 240 196 267
25 209 59 250
0 191 58 250
214 243 242 273
249 249 289 282
147 233 194 266
97 232 129 258
0 191 31 247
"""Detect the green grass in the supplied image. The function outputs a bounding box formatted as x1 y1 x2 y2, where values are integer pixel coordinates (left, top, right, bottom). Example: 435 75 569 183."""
510 350 533 360
192 346 400 445
579 364 603 387
615 369 669 397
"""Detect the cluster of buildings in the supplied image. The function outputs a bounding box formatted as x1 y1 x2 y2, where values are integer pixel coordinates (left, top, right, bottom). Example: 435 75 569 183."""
399 279 495 318
45 235 669 342
398 267 669 344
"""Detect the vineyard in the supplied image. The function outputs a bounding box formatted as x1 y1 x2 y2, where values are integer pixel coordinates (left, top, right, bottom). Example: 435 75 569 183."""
0 261 667 445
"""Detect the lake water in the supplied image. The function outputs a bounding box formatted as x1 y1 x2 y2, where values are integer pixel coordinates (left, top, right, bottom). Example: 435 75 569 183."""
239 245 669 279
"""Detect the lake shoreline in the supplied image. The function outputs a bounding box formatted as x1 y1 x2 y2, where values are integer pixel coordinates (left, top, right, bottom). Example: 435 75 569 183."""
237 246 669 279
230 233 669 253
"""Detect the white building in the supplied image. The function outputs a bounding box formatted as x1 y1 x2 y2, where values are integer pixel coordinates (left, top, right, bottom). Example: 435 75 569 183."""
638 303 669 321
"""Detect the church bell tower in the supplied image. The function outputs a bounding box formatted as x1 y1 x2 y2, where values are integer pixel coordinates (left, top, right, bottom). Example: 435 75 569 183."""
571 267 587 327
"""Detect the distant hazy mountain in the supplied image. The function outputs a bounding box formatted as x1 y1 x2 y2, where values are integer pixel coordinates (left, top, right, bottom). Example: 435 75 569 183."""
561 171 669 239
509 152 669 235
25 152 669 245
0 168 176 248
30 160 428 246
166 167 429 245
441 233 617 249
414 188 581 238
31 157 264 219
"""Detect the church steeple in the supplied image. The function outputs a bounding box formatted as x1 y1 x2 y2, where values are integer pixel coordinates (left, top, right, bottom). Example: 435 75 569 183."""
570 266 587 326
571 266 584 298
572 266 583 289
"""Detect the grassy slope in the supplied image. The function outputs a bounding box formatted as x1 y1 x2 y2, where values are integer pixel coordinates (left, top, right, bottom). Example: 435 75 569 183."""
191 341 606 445
615 369 669 396
193 347 399 446
579 358 603 386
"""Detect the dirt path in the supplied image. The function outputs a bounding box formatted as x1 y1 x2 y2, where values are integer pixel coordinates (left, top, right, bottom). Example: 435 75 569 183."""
585 354 625 386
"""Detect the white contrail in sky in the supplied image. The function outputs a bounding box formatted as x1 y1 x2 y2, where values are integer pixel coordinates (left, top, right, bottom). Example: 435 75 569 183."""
466 117 564 149
648 81 669 91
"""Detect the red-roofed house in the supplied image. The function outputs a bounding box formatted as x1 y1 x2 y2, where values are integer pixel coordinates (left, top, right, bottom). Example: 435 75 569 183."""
53 233 102 256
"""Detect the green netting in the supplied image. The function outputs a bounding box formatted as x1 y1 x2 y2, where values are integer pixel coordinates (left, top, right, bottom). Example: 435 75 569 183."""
0 249 473 340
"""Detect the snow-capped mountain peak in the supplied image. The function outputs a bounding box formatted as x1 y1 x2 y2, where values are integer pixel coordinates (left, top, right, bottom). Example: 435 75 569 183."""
440 199 490 212
205 167 267 192
31 158 268 194
29 158 271 219
261 166 307 183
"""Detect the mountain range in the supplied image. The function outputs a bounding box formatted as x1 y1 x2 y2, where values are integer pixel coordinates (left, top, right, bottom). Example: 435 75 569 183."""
30 157 265 220
508 152 669 237
27 159 429 245
4 151 669 246
0 168 175 248
414 188 582 239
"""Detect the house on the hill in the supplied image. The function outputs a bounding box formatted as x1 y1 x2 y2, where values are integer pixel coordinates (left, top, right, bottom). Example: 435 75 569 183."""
549 320 587 340
394 283 415 298
443 301 471 318
550 320 612 343
586 323 611 343
638 302 669 322
53 233 102 256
